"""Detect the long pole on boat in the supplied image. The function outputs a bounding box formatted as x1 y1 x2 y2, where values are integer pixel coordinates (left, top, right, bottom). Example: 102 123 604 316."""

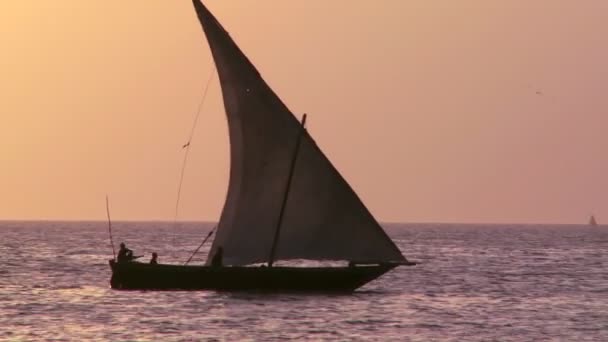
268 114 307 267
106 195 116 261
184 226 216 265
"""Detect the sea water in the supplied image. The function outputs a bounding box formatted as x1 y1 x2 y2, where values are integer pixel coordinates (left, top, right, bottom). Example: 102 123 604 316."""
1 221 607 341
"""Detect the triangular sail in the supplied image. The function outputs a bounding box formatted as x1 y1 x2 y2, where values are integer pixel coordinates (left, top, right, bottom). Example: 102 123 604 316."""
589 215 598 226
192 0 406 265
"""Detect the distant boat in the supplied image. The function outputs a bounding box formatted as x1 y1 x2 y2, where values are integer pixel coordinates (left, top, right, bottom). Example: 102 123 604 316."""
589 215 598 226
108 0 415 292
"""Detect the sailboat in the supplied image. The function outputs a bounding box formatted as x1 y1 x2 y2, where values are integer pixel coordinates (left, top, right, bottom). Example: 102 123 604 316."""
589 215 598 226
108 0 415 292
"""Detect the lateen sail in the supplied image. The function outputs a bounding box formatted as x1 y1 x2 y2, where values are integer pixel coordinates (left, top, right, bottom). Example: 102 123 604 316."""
192 0 406 265
589 215 598 226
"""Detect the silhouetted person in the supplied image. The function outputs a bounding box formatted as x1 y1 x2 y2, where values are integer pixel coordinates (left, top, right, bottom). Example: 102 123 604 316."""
211 247 223 267
150 252 158 265
117 242 134 263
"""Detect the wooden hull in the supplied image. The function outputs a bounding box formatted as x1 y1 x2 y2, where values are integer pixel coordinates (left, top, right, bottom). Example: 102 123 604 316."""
109 260 405 292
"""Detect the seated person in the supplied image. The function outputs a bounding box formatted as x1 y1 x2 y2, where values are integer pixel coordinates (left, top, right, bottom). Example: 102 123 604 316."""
150 252 158 265
211 247 223 267
117 242 134 263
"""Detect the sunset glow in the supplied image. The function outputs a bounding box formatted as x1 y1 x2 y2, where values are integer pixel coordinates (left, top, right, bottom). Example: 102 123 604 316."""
1 1 607 223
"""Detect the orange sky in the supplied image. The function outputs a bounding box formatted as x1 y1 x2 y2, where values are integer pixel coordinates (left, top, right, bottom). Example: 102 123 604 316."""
1 1 607 223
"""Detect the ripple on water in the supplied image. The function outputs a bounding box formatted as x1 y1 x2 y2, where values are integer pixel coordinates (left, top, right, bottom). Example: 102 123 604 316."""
1 222 608 341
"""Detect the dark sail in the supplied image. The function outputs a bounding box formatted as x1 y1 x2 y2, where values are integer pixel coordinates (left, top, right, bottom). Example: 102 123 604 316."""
192 0 406 265
589 215 598 226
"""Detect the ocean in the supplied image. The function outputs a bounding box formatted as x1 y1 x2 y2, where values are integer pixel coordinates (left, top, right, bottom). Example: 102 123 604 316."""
1 221 606 341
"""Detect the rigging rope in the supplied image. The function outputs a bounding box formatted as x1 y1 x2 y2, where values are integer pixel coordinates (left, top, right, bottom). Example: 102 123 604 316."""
173 70 216 226
184 225 216 265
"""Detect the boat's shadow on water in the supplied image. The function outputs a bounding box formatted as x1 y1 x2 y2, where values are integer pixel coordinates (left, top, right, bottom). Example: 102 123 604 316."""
110 287 393 298
215 288 394 302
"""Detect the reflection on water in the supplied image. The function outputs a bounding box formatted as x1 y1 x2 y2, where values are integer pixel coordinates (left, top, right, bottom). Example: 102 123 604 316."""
0 222 607 341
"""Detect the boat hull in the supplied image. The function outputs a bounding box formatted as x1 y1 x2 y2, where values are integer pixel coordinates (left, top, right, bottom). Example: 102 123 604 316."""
109 260 404 292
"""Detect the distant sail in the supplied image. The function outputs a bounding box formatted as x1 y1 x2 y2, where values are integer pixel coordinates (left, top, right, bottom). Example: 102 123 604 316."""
589 215 598 226
192 1 406 265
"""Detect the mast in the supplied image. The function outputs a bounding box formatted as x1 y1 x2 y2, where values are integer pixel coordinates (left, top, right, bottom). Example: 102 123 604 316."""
268 114 307 267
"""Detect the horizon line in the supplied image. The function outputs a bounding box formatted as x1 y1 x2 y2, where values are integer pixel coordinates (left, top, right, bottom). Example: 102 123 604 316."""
0 218 599 226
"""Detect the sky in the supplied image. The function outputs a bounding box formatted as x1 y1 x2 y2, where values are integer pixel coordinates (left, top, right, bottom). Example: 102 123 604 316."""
1 1 607 223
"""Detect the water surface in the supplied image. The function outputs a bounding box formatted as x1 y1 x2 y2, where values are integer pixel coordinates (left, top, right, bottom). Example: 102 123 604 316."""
1 222 607 341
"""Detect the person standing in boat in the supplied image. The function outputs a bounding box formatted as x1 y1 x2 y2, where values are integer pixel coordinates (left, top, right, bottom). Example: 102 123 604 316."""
150 252 158 265
117 242 134 263
211 247 223 267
